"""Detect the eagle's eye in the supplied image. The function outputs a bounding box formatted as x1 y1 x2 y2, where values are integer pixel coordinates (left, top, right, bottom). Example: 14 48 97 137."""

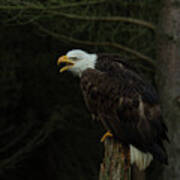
69 57 79 61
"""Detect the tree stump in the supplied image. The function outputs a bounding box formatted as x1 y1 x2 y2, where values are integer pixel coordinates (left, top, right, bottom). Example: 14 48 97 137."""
99 138 131 180
99 138 145 180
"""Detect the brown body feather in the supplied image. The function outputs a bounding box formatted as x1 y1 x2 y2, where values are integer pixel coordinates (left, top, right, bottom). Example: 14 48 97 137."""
80 54 169 164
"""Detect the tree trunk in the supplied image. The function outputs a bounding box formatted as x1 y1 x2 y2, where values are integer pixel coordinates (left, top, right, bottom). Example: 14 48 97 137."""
155 0 180 179
99 139 145 180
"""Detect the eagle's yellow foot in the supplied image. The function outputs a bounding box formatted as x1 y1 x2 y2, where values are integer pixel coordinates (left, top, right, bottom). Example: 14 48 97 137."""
100 131 113 142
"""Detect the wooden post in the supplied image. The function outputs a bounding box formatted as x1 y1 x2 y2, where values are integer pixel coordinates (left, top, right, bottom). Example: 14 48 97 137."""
99 138 145 180
99 138 131 180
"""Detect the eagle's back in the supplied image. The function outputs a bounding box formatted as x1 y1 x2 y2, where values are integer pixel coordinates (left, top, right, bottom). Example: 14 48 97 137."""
80 55 169 165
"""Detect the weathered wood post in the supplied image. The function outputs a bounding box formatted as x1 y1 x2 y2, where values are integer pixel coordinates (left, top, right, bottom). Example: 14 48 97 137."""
99 138 145 180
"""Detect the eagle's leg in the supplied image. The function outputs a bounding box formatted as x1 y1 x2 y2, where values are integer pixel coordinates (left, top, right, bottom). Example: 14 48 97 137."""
100 131 113 142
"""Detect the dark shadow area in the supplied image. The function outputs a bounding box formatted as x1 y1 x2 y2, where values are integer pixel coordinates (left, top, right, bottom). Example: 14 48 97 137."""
0 26 103 180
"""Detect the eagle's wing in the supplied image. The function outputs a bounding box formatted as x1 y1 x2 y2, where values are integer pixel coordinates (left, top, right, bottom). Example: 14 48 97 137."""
80 66 169 164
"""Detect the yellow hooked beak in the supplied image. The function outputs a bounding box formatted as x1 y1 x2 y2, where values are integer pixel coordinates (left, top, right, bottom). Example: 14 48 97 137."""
57 55 75 72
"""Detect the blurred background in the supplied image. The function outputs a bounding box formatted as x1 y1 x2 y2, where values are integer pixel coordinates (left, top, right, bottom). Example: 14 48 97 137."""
0 0 160 179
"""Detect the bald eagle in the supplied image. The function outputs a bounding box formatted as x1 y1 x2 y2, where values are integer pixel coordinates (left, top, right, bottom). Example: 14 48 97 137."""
57 49 169 170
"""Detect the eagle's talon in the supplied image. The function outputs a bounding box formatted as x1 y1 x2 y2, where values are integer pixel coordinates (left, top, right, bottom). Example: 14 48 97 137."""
100 131 113 142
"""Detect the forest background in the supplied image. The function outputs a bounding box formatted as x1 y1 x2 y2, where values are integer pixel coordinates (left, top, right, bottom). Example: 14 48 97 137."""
0 0 179 180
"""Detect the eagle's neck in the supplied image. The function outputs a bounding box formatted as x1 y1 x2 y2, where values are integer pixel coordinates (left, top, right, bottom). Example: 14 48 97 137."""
71 54 97 77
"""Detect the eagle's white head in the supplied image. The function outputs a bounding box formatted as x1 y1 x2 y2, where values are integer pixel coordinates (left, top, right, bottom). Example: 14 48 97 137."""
57 49 97 77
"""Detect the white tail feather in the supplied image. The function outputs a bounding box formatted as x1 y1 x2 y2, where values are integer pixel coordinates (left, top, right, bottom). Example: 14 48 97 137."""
130 145 153 171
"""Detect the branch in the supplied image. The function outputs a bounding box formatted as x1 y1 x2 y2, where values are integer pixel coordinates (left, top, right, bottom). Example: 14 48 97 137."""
0 121 33 153
0 1 156 31
0 120 52 170
35 24 155 66
0 0 107 11
0 129 48 170
49 12 156 31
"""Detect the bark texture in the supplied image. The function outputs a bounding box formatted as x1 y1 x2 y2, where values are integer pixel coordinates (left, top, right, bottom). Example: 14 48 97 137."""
99 139 145 180
99 139 131 180
156 0 180 179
